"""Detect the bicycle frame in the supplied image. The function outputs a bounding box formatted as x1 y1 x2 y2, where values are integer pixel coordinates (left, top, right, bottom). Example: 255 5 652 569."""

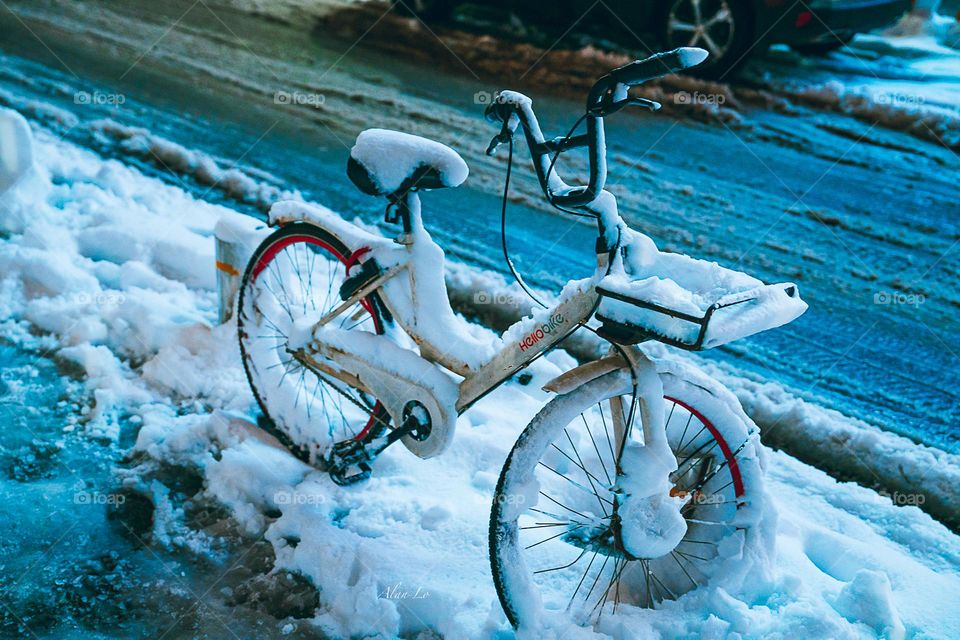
270 190 618 420
267 83 643 439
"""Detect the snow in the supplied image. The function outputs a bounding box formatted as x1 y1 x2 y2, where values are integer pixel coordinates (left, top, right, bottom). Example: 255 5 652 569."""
0 108 33 195
88 118 301 210
350 128 469 195
717 369 960 530
3 109 960 637
598 229 807 349
677 47 709 69
763 12 960 150
270 199 500 375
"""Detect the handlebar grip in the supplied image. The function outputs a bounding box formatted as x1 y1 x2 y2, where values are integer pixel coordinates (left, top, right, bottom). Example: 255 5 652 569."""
610 47 708 86
484 102 503 124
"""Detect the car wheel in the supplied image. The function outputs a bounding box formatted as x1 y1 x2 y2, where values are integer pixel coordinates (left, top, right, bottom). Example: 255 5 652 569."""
791 31 854 55
391 0 454 20
661 0 754 79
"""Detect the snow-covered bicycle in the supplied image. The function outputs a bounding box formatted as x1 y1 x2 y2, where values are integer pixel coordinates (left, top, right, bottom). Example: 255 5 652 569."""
237 47 807 628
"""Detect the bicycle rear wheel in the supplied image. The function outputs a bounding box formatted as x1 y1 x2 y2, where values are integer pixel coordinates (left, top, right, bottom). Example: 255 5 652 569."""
237 222 390 464
489 364 767 628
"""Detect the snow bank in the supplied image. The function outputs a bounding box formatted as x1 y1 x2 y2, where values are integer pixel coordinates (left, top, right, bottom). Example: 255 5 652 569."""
789 80 959 150
720 372 960 529
87 119 301 210
0 109 250 437
4 110 960 637
767 17 960 150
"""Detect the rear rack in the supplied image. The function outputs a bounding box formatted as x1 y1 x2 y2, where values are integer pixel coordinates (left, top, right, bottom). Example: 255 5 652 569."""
595 283 799 351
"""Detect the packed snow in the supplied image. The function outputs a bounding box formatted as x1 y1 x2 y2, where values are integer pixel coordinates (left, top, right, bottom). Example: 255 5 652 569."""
598 229 807 348
2 109 960 638
349 128 469 195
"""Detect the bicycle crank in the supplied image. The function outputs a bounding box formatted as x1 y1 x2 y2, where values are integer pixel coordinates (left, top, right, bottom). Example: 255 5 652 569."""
327 400 433 486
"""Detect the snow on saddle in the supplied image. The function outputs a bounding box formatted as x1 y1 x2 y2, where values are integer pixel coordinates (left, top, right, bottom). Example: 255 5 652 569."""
347 128 469 197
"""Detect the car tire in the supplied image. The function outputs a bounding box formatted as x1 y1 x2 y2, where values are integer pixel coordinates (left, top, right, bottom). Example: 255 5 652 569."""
791 31 854 55
391 0 454 21
660 0 755 80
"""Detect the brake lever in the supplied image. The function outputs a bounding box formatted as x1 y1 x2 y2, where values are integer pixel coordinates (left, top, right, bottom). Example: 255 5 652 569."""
486 133 507 156
486 121 515 156
631 97 662 111
592 94 663 117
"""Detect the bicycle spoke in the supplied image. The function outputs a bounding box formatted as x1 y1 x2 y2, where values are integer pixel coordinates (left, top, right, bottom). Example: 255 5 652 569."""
564 429 609 518
533 548 588 575
549 443 607 488
598 402 617 475
649 565 678 601
671 551 700 588
525 524 584 550
538 491 591 521
581 554 611 612
520 521 577 530
528 507 592 526
676 413 695 452
675 548 710 563
582 413 612 487
592 555 625 620
567 550 600 610
538 461 614 507
685 439 749 496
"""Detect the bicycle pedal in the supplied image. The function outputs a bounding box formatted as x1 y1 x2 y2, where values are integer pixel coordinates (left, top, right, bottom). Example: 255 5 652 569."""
327 439 376 486
329 461 372 486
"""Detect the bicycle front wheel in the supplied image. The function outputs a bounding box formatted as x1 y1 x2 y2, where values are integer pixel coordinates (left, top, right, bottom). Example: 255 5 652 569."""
237 222 390 464
489 364 768 628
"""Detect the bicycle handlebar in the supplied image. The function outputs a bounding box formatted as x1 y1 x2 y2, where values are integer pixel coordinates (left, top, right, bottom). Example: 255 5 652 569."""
488 47 708 214
611 47 709 87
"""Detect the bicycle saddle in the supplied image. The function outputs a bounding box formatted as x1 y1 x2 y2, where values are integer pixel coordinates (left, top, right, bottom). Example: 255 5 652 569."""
347 128 469 197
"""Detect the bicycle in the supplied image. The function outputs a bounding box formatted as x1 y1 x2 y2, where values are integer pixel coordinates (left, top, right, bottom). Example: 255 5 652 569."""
236 47 807 628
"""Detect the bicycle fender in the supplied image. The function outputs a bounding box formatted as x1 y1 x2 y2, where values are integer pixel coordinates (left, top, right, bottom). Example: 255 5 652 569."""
541 354 625 394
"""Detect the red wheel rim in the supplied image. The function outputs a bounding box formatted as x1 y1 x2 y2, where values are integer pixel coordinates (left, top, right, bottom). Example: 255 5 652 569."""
248 234 385 441
665 395 745 499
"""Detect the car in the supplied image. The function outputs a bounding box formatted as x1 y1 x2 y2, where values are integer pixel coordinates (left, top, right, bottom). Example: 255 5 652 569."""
393 0 913 78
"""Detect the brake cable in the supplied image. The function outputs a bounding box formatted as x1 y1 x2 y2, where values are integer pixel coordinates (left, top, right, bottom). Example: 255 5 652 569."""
500 137 548 309
544 112 596 220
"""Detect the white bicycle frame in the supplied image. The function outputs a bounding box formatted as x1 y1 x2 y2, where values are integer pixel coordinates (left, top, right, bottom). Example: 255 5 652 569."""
268 190 658 458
